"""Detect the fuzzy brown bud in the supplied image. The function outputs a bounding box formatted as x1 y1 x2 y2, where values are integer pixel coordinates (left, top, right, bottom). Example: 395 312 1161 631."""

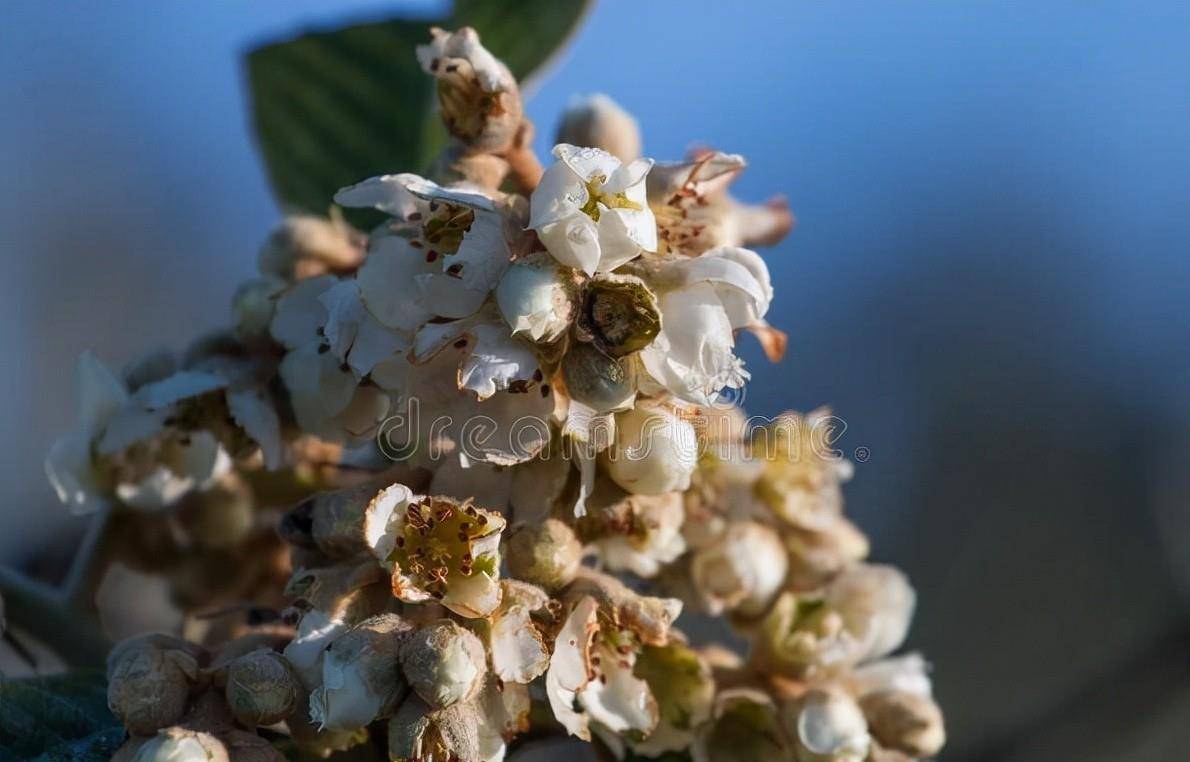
505 518 583 591
401 620 486 709
860 690 946 758
224 649 302 727
106 635 200 736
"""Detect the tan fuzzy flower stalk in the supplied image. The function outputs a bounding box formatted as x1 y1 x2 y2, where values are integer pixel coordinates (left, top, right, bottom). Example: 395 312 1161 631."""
31 17 946 762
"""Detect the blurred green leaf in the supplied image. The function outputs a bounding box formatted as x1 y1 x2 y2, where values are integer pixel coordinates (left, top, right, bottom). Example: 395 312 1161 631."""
0 670 123 762
246 0 591 215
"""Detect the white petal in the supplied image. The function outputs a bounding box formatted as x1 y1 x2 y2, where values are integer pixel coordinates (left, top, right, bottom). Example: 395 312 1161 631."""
554 144 622 184
133 371 226 410
95 406 169 455
226 388 282 469
797 690 871 757
74 351 129 434
443 570 502 619
545 596 599 740
412 316 540 401
362 483 417 565
639 283 746 405
528 160 585 230
538 216 602 275
594 209 645 272
356 233 435 332
333 174 422 219
269 274 336 349
490 605 549 683
579 653 658 735
44 432 103 514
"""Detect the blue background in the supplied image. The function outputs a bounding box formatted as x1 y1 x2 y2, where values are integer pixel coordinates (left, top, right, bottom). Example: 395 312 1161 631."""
3 2 1190 758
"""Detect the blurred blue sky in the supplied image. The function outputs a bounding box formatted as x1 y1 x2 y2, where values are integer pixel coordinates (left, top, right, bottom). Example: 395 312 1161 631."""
3 2 1190 758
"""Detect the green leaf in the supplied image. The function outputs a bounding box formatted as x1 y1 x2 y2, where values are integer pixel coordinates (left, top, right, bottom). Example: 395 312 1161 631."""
246 0 591 216
0 671 124 762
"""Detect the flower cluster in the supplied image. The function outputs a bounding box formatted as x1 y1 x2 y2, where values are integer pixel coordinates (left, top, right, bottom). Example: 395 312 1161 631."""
46 25 944 762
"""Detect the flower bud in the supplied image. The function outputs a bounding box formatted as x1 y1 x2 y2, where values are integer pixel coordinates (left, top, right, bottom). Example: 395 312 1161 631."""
129 729 228 762
787 688 871 762
689 520 787 617
107 634 200 736
505 518 583 591
258 214 365 282
580 274 661 358
224 649 301 727
785 517 869 591
388 695 481 762
401 620 486 709
693 689 791 762
859 691 945 758
561 342 637 414
556 94 642 164
232 277 285 341
604 404 698 496
496 256 577 343
178 474 254 550
309 613 413 730
417 27 522 153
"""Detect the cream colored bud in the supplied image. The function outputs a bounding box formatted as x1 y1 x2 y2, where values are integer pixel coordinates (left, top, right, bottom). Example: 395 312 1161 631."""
429 142 511 190
581 274 661 358
859 691 945 758
224 649 301 727
402 620 486 709
604 404 698 496
556 94 642 164
310 613 413 730
233 277 286 341
788 688 871 762
496 257 577 343
785 517 870 591
107 635 200 736
562 342 637 414
505 518 583 591
258 215 364 281
304 481 386 559
130 728 228 762
689 521 788 617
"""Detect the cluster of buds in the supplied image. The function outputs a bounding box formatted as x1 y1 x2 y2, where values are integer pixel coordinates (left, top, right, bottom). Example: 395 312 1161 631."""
47 24 944 762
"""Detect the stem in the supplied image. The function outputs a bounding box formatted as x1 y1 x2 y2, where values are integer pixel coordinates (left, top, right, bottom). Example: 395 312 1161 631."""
0 566 110 669
503 120 544 193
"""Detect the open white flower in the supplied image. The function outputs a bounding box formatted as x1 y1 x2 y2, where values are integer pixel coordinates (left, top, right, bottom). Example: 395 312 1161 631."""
270 274 403 443
546 572 682 742
649 150 794 258
336 173 517 321
636 246 775 405
44 353 257 514
530 144 657 275
495 254 577 343
588 490 687 579
364 484 505 618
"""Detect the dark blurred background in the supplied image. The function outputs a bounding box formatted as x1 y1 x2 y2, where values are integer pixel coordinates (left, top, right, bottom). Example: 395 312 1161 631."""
3 1 1189 759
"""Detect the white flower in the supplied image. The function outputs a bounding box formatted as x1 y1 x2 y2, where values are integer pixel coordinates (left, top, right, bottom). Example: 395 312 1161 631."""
364 485 505 618
45 353 240 514
689 520 787 617
603 403 698 496
336 173 516 321
270 275 402 443
495 255 576 342
529 144 657 275
385 312 553 468
636 246 774 405
648 150 794 259
556 93 642 164
485 581 551 685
